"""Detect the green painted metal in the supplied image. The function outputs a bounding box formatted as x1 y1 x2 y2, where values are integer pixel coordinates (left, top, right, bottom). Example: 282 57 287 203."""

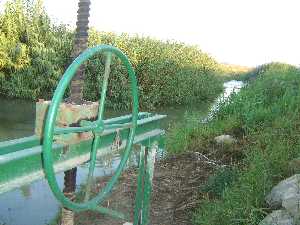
142 145 157 225
0 45 167 224
0 113 165 195
134 145 145 224
42 45 139 213
133 144 157 225
93 205 127 220
84 52 112 202
0 136 40 155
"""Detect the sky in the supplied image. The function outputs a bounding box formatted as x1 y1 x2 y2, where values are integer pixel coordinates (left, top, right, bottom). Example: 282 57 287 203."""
1 0 300 67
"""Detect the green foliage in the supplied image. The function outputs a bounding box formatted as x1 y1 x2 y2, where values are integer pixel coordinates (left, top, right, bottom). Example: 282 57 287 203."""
166 112 201 154
0 0 73 100
167 63 300 224
85 30 223 109
239 62 293 81
193 63 300 225
201 167 238 198
0 1 222 109
166 113 244 160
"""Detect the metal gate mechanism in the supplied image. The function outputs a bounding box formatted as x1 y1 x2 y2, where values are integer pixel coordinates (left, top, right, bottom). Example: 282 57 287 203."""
0 45 166 225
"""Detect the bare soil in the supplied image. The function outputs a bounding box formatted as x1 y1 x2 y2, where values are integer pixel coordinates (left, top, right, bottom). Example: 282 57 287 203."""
75 153 214 225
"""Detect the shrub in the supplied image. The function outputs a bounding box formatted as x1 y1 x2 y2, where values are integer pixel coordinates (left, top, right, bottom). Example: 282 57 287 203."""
0 1 223 110
85 30 223 109
0 0 73 100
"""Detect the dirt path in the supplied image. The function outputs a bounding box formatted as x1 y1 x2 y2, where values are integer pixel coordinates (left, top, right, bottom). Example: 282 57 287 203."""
75 153 214 225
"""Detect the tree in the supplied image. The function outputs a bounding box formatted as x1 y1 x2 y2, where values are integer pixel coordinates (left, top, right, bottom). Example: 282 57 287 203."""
62 1 91 225
69 0 91 103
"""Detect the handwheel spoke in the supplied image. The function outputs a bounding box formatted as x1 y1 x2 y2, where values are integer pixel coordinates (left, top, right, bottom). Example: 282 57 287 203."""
54 125 96 135
97 52 112 121
84 135 101 202
83 53 113 201
93 205 128 220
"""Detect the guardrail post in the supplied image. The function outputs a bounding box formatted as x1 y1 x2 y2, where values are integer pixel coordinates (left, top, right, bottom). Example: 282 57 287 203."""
134 142 157 225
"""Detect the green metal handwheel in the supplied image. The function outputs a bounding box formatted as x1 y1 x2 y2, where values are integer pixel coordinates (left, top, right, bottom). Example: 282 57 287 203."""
42 45 139 216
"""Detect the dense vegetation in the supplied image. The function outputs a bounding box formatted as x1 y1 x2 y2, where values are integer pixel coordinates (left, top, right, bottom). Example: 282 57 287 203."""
0 0 73 100
0 0 223 110
167 63 300 224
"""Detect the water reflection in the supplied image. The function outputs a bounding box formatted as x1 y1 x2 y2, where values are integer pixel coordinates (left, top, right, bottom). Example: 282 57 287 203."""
19 185 31 199
202 80 244 123
0 96 206 225
0 98 35 141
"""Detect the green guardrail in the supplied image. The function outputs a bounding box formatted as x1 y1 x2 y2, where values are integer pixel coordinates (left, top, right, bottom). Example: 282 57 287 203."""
0 45 166 225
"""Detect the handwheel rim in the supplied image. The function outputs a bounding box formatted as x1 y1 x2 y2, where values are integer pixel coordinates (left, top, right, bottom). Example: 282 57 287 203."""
42 45 139 211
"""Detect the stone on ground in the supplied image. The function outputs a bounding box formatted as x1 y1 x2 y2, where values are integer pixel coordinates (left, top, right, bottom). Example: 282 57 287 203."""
259 210 294 225
266 174 300 209
282 193 300 220
214 134 236 145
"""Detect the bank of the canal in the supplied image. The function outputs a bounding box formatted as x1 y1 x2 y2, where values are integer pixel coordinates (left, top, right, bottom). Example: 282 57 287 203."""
0 80 244 225
71 80 245 225
0 97 211 225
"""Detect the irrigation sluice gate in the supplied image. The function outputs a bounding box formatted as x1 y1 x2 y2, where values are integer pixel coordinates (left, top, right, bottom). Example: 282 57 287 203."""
0 45 166 224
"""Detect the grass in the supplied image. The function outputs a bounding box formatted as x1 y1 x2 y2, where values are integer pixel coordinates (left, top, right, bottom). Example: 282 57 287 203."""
166 62 300 225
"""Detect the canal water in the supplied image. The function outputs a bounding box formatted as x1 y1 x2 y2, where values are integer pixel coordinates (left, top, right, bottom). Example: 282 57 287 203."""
0 99 209 225
0 80 243 225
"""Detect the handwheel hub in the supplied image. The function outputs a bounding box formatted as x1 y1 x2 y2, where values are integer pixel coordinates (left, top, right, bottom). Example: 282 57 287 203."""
94 120 104 134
